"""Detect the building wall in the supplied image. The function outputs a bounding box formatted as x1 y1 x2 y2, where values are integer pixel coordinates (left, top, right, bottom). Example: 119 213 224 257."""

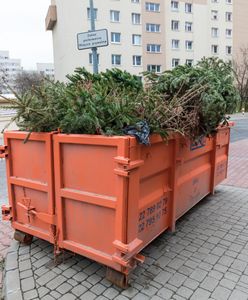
192 3 209 62
51 0 143 81
48 0 243 81
233 0 248 61
142 0 166 73
207 0 233 60
164 0 233 69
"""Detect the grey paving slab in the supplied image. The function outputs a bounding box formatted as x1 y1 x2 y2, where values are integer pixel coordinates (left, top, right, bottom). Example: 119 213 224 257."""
2 184 248 299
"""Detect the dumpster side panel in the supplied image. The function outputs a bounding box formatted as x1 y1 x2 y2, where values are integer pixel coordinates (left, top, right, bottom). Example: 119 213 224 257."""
63 198 116 253
61 143 117 196
13 186 50 233
127 138 174 248
175 137 214 219
215 127 230 185
54 135 130 271
4 132 55 242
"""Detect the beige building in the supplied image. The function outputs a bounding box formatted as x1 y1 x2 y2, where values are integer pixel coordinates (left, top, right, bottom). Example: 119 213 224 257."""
46 0 247 81
233 0 248 61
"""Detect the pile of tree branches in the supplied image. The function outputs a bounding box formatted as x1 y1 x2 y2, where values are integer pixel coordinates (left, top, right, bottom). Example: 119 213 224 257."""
144 57 239 138
0 57 239 143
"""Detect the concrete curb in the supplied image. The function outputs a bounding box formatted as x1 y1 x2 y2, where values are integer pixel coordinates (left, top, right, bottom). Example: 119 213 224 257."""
2 241 23 300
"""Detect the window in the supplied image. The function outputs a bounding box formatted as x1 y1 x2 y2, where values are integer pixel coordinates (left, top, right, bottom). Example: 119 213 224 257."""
226 0 232 4
212 0 218 2
226 46 232 55
211 27 219 37
172 39 180 49
132 0 140 2
185 3 192 13
147 64 161 73
147 44 161 53
132 13 141 24
211 45 218 54
186 59 193 66
211 10 218 20
185 40 193 50
226 29 232 38
226 12 232 22
111 32 121 43
185 22 192 32
172 58 180 68
132 34 142 45
133 55 142 66
171 1 179 11
110 10 120 22
146 2 160 12
89 53 99 64
146 23 160 32
87 8 98 20
171 20 179 31
112 54 121 65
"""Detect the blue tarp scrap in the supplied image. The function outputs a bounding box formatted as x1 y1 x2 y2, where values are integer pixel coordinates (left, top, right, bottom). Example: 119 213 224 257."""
123 120 150 145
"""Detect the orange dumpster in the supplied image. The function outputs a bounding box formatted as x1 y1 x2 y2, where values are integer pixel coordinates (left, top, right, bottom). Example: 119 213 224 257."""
1 124 232 288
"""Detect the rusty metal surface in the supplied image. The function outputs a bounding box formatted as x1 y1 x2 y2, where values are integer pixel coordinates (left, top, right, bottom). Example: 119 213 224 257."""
13 230 33 245
106 267 129 289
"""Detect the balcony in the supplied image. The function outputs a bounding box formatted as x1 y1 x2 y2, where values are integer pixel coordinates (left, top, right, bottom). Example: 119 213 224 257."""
45 5 57 31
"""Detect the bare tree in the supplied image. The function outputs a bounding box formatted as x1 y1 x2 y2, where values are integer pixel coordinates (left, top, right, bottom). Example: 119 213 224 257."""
0 68 8 94
14 71 45 96
233 48 248 111
0 68 46 96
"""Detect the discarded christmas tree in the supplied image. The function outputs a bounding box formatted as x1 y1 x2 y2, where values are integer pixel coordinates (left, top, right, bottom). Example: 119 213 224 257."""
0 58 239 143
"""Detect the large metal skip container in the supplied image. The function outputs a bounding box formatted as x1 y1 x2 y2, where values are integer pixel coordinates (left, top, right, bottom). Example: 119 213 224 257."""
1 125 231 287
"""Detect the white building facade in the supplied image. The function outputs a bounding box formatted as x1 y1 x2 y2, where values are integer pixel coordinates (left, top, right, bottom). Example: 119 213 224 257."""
36 63 55 80
46 0 246 81
0 51 22 94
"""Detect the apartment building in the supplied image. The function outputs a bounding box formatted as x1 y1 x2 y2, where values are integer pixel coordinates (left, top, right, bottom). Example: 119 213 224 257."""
0 51 22 94
46 0 248 81
36 63 55 80
233 0 248 61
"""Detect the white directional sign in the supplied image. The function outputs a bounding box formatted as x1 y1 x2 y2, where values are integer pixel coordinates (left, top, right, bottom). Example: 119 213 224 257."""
77 29 108 50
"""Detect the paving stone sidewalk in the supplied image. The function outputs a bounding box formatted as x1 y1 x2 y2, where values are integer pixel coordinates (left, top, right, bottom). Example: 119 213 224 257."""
222 139 248 189
0 157 13 297
0 223 12 297
2 185 248 300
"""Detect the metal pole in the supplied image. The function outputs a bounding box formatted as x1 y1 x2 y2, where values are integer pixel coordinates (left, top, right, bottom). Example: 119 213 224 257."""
89 0 98 74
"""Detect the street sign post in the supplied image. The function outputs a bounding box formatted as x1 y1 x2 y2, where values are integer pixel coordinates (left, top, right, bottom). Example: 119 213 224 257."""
77 29 108 50
89 0 98 74
77 0 109 74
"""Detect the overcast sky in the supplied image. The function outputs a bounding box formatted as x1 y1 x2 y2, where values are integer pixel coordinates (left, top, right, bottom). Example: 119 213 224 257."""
0 0 53 70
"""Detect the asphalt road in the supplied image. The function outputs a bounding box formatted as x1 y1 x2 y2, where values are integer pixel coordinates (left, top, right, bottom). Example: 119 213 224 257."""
230 117 248 143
